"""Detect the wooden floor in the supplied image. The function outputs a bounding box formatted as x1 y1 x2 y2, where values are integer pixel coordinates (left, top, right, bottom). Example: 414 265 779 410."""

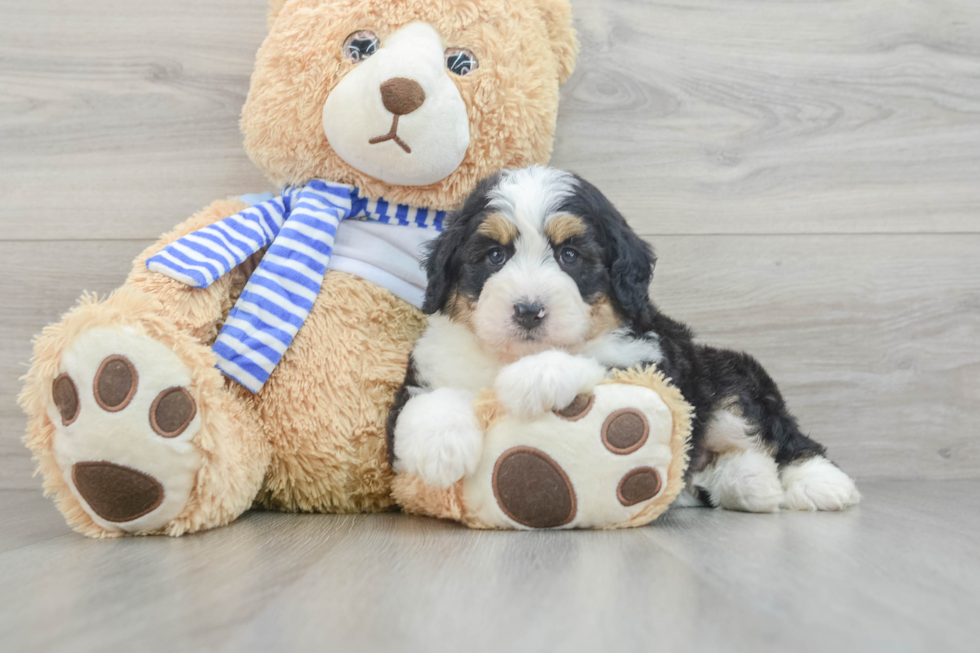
1 481 977 653
1 0 979 651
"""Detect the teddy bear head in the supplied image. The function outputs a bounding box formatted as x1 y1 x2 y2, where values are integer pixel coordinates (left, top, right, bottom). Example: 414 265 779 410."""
241 0 577 210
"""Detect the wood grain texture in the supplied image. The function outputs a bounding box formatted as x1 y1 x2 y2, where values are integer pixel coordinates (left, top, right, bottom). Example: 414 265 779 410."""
556 0 980 234
0 241 151 490
1 481 977 653
2 0 979 240
0 0 273 241
1 236 976 489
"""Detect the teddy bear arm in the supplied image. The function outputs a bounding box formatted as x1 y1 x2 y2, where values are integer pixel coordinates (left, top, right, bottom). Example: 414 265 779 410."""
124 198 255 341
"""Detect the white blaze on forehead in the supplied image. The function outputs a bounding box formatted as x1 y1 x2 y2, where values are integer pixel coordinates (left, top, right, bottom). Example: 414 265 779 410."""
487 166 578 234
474 167 590 357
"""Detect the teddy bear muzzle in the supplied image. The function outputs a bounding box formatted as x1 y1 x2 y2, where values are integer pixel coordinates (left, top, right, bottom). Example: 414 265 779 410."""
322 22 470 186
367 77 427 154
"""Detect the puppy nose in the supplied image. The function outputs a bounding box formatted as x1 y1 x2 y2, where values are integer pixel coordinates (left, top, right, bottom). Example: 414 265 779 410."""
513 302 547 330
380 77 426 115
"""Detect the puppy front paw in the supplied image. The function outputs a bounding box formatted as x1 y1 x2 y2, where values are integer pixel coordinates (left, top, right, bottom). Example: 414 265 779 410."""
494 350 607 417
393 388 483 488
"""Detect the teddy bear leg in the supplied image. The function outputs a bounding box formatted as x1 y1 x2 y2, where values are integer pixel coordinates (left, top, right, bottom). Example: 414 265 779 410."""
455 374 692 530
391 367 693 530
21 288 272 537
20 200 272 537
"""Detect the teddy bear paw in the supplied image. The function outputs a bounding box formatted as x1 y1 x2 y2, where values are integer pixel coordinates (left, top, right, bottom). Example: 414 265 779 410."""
48 326 203 533
463 382 679 529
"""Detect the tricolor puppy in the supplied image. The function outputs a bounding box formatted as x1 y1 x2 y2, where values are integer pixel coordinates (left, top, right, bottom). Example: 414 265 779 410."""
387 166 860 512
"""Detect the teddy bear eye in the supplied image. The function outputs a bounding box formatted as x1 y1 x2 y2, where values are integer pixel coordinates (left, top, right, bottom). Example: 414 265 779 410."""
343 31 380 63
445 48 479 76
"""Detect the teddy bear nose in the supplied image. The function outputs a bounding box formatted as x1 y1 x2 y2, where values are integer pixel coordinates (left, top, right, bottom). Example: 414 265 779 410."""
380 77 426 115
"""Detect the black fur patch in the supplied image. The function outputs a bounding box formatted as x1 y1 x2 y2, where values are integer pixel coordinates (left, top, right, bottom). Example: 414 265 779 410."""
422 174 501 315
556 176 658 329
548 227 609 307
386 357 420 467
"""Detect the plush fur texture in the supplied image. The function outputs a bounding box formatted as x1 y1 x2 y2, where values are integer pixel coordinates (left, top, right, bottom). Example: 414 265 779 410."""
389 167 859 516
244 0 578 210
22 201 428 535
20 0 577 537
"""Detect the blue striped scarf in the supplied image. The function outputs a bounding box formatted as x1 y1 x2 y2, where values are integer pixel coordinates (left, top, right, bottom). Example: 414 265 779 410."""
146 180 445 393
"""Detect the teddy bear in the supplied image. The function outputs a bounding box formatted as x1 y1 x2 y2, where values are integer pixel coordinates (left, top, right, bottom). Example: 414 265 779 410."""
19 0 581 537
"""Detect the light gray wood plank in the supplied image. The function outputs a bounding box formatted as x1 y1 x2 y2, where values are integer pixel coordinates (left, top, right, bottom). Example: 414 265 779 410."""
554 0 980 234
3 0 980 241
0 481 977 653
1 235 977 490
0 0 272 241
647 233 980 481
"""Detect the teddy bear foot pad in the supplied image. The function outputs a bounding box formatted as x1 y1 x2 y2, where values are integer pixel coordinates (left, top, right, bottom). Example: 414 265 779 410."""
464 383 679 530
47 326 202 533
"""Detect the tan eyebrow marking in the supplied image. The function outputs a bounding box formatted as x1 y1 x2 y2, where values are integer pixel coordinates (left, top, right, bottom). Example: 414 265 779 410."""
445 288 476 327
477 212 519 245
546 213 587 243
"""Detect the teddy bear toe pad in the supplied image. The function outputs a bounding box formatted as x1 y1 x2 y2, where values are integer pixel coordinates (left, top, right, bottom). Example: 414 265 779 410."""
49 327 202 532
464 383 676 529
492 447 577 528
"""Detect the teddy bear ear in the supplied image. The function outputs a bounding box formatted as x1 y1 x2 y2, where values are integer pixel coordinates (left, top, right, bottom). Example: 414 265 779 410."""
267 0 290 29
536 0 579 83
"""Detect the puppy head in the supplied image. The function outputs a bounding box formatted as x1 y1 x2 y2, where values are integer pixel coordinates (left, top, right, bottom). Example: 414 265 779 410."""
423 166 656 358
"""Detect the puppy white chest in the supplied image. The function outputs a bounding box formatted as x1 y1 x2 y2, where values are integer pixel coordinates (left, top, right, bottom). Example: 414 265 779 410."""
412 315 502 393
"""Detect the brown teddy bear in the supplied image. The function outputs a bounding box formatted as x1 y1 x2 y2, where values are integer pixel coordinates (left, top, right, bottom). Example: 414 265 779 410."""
19 0 579 537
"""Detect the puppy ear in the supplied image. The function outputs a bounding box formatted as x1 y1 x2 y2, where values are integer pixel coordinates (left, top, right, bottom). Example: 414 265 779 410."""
565 175 656 322
421 225 465 315
536 0 579 83
607 221 657 322
421 175 499 314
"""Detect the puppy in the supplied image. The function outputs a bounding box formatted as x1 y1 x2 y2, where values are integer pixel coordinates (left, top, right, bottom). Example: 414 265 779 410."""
387 166 860 512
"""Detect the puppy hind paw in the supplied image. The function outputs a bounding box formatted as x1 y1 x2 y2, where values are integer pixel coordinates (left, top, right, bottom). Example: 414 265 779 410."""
693 450 784 513
781 457 861 511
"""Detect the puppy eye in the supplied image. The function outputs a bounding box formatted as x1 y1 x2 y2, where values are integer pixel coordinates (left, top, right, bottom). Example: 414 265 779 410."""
445 48 479 76
559 247 580 265
486 248 507 267
344 31 380 63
